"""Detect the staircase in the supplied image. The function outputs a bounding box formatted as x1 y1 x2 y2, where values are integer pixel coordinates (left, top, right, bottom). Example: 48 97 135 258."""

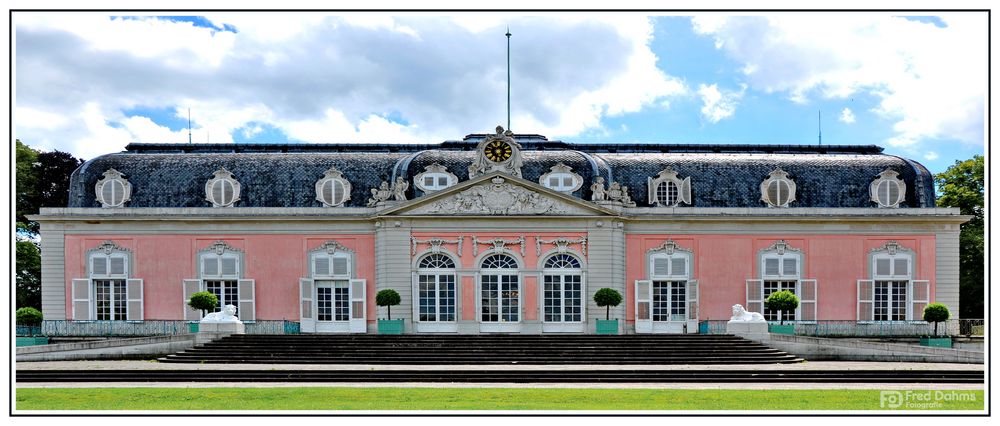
158 334 803 364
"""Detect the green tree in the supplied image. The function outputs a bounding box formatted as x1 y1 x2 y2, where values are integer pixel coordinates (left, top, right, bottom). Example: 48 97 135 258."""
593 288 623 320
376 289 402 320
935 156 984 319
922 303 951 336
765 290 799 325
15 241 42 309
23 149 84 234
188 291 219 317
16 140 39 232
16 307 43 325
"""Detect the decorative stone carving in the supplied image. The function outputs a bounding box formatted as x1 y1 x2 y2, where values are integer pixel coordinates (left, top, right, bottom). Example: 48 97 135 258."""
538 163 583 193
205 167 241 208
369 178 409 207
870 169 906 208
472 235 526 257
760 167 796 207
94 168 132 208
201 304 242 323
590 177 607 201
646 239 691 256
411 236 464 256
392 177 408 201
90 240 131 256
591 178 635 207
414 163 459 193
312 240 353 255
315 166 352 207
535 236 588 257
416 177 568 215
870 240 908 256
729 304 766 323
763 240 800 256
200 240 242 256
468 125 523 179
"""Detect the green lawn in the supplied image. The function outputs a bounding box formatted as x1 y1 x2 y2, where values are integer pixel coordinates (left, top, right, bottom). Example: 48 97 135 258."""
15 387 984 411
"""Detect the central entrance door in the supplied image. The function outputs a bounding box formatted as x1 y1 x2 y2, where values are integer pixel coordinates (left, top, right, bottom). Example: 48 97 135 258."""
635 279 698 333
299 278 367 333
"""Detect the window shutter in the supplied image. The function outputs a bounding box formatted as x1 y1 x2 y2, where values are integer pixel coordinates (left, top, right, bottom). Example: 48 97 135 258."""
652 258 669 277
349 279 367 333
299 278 315 332
126 279 144 321
221 257 238 277
72 278 93 321
782 257 797 276
238 279 256 321
110 256 126 276
687 280 698 321
670 257 687 277
680 177 691 205
202 257 218 277
92 256 107 276
333 257 349 276
647 177 655 205
314 257 330 276
745 279 763 315
893 258 909 277
635 280 652 333
799 279 816 322
764 258 780 276
857 279 874 321
766 181 780 206
183 279 202 321
910 280 930 321
875 258 891 276
331 180 345 205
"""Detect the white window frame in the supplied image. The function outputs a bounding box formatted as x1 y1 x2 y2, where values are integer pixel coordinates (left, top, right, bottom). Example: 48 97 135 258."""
414 253 458 324
205 168 241 208
186 242 255 321
760 168 796 208
647 168 691 207
414 163 459 194
538 163 583 193
478 253 522 331
541 253 585 325
74 242 142 322
638 240 698 333
649 252 691 323
315 166 353 207
869 169 907 208
759 252 802 322
198 250 242 314
89 251 131 321
300 241 364 333
868 248 920 322
94 168 132 208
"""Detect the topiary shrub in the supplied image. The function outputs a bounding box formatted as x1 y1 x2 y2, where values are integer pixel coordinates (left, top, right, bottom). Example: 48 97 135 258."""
376 289 402 320
765 290 799 325
593 288 623 320
16 307 43 326
923 303 951 336
188 291 219 318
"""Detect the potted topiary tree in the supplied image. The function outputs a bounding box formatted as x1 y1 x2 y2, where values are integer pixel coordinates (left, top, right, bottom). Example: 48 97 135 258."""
921 303 952 348
15 307 45 346
376 289 404 334
187 291 219 333
765 290 799 334
593 288 623 334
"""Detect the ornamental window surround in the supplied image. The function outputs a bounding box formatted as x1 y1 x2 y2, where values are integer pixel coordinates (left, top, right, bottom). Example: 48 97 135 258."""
870 169 907 208
858 241 927 322
71 241 143 321
645 241 694 323
479 253 521 323
414 163 459 193
746 240 817 323
538 163 583 193
94 169 132 208
315 166 352 207
205 168 241 208
183 241 256 321
647 168 691 207
415 253 457 323
542 253 584 323
760 168 796 208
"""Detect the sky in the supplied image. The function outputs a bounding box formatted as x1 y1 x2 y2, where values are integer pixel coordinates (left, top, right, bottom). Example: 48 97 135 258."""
12 12 988 174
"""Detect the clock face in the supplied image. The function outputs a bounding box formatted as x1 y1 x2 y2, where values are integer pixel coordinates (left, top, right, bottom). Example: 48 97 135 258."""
485 140 513 163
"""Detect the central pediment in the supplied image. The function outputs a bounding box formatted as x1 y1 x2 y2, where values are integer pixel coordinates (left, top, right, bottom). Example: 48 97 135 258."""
381 172 617 217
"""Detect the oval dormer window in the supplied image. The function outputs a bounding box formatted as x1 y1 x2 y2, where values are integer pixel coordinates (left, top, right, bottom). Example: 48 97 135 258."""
870 170 906 208
315 166 352 207
414 163 458 194
95 168 132 208
760 168 796 208
538 163 583 193
205 168 241 208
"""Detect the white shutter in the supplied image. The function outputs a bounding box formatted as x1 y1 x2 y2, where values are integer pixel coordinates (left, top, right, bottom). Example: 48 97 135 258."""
764 258 780 276
647 177 655 205
333 257 349 276
349 279 367 333
411 272 420 323
799 279 816 322
671 257 687 277
894 258 910 277
72 279 93 321
299 278 315 332
238 279 256 321
109 256 126 276
314 257 330 276
202 257 218 277
687 280 698 321
910 280 930 321
746 279 763 315
183 279 202 321
126 279 144 321
652 258 669 277
680 177 691 205
635 280 652 333
221 257 238 277
857 279 874 321
92 256 107 276
782 257 798 276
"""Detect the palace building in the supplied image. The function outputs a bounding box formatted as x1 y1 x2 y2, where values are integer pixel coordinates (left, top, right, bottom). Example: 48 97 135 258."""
33 127 968 334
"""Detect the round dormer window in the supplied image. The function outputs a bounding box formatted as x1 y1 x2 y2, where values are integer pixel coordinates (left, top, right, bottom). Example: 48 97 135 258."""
870 170 906 208
760 168 796 208
94 169 132 208
315 166 352 207
205 168 241 208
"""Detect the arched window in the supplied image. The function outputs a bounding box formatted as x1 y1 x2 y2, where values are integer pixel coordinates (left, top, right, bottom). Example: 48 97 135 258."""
414 163 459 194
480 254 519 323
870 170 906 208
542 253 583 323
647 168 691 207
315 166 352 207
539 163 583 193
760 168 796 208
205 168 241 208
95 169 132 208
416 253 457 323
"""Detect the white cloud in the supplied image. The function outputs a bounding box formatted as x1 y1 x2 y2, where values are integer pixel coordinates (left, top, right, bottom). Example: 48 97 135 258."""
839 107 856 124
14 13 687 159
923 151 939 161
697 83 744 123
692 14 986 155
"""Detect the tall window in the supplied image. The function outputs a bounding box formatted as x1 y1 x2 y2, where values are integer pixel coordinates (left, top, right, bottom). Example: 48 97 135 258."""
201 251 241 314
417 253 457 322
73 241 143 321
649 251 689 322
312 250 353 322
542 254 583 323
481 254 519 323
761 253 800 322
872 249 913 321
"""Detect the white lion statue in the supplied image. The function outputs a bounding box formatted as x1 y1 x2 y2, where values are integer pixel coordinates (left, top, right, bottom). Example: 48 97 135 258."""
729 304 766 323
201 304 241 323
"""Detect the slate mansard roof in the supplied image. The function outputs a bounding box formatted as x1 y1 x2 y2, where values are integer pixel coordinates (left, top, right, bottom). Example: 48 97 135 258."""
67 134 936 209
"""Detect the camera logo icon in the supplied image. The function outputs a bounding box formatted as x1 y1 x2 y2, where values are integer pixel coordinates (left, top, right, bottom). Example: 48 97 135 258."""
880 391 903 408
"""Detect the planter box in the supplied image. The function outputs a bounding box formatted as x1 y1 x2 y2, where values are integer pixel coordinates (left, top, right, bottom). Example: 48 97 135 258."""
596 319 619 335
768 324 795 335
378 319 404 335
16 337 49 347
187 322 199 333
920 336 952 348
698 321 709 334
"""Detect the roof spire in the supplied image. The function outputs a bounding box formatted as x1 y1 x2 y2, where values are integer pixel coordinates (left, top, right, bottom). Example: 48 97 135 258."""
506 26 512 132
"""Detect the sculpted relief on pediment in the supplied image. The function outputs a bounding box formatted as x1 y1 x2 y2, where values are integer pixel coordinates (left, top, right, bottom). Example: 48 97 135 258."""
407 176 586 216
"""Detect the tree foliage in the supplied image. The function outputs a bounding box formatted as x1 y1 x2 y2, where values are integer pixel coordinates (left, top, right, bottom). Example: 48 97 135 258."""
16 307 43 325
16 240 42 310
16 140 38 232
935 156 984 319
922 303 951 336
593 288 623 320
376 289 402 320
188 291 219 316
16 142 84 234
765 290 799 325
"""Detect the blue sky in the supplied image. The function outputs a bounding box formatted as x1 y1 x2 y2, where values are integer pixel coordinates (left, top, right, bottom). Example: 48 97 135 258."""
14 13 987 174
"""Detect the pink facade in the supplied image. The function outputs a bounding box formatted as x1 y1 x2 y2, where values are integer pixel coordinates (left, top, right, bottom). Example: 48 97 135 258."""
624 234 936 325
64 234 375 321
